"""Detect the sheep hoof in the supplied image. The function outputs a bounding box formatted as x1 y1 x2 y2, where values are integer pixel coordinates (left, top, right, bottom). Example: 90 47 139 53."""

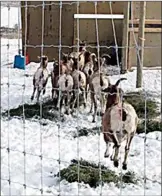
122 163 127 170
114 143 121 148
31 96 34 100
65 110 69 115
43 89 46 95
101 112 104 116
110 155 114 161
104 153 109 158
60 113 64 118
92 119 96 123
114 160 119 168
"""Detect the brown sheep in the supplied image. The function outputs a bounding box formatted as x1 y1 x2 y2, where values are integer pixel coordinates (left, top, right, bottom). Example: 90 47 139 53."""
102 78 139 170
31 55 49 102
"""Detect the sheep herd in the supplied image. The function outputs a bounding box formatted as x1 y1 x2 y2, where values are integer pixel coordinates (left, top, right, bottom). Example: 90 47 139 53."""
31 40 139 170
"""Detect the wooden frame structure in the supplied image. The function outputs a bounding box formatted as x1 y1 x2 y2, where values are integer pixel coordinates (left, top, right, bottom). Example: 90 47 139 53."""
21 1 161 67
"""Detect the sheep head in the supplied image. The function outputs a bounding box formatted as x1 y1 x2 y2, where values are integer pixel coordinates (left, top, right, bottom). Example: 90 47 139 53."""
103 78 127 109
62 52 73 61
38 55 48 68
84 51 92 64
93 56 105 72
90 53 98 63
53 58 59 69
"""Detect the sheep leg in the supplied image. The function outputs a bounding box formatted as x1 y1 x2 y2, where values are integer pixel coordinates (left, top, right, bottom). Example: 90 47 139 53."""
92 95 97 123
113 146 120 168
56 90 62 110
57 92 64 115
110 145 115 161
65 92 70 115
112 132 120 148
83 89 86 108
122 133 134 170
71 92 77 113
53 89 59 107
42 79 48 95
89 92 94 113
31 86 36 100
36 90 41 102
59 95 64 115
104 142 111 158
52 88 55 99
85 82 88 100
100 94 105 116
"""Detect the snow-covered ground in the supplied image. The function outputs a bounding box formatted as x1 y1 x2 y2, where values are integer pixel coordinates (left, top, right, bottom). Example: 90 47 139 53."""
1 39 22 66
1 38 161 196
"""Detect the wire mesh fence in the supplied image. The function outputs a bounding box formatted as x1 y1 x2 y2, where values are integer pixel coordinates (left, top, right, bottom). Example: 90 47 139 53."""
1 1 161 196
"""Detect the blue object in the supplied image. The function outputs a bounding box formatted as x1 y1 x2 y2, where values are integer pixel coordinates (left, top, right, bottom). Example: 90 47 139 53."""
14 54 26 70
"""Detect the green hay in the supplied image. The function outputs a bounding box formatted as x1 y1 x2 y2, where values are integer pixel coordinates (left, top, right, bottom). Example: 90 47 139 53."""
75 119 161 138
2 100 59 121
2 92 159 124
73 126 101 138
137 120 162 134
58 159 138 188
124 92 159 119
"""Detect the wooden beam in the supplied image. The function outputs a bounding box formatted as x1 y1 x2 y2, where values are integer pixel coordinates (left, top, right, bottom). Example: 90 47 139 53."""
136 1 146 88
129 28 162 33
74 14 124 19
121 1 130 73
129 19 162 24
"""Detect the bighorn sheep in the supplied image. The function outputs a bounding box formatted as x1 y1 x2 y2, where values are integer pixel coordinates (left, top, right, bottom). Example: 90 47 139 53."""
71 58 87 111
82 52 97 99
69 39 87 71
51 53 74 101
56 73 74 115
88 57 110 122
31 55 49 102
51 59 59 100
61 52 74 73
102 78 138 170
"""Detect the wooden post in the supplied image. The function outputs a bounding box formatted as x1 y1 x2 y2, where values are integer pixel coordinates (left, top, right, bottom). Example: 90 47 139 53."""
121 1 130 73
136 1 146 88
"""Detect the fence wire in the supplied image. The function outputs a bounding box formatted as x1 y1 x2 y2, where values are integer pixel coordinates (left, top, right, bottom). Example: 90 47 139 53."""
1 1 161 196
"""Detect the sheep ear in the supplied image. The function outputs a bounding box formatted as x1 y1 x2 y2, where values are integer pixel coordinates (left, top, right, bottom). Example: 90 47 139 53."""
37 56 41 59
62 52 67 57
102 87 109 92
100 57 105 66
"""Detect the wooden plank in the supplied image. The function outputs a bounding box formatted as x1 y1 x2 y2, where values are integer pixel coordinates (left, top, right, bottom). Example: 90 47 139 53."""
121 1 130 72
74 14 124 19
128 33 161 67
129 28 162 33
129 19 162 24
73 19 77 49
136 1 146 88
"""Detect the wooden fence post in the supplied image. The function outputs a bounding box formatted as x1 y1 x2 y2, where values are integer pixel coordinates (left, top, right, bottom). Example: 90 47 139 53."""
136 1 146 88
121 1 130 73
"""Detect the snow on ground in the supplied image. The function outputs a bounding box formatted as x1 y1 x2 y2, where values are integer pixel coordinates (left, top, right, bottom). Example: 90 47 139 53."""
1 39 161 196
1 39 22 66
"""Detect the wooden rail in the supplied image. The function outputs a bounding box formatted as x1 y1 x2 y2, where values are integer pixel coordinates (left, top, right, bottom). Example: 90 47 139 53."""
129 28 162 33
129 19 162 24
